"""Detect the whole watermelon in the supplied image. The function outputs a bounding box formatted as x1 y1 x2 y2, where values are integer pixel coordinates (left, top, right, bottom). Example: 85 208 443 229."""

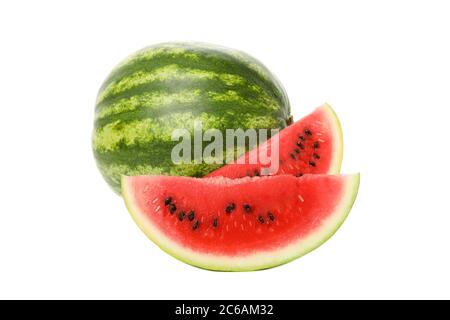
93 42 291 194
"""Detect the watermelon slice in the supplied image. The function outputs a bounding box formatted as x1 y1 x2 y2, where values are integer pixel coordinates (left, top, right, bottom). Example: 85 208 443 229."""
122 174 359 271
207 103 343 178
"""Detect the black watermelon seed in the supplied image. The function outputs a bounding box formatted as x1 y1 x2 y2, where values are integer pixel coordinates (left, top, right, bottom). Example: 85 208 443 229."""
254 169 260 176
268 212 275 221
212 218 219 228
178 211 185 221
296 173 303 177
258 215 265 224
299 135 305 141
297 141 305 150
294 148 300 154
169 204 177 214
188 210 195 221
313 153 320 159
290 153 296 160
313 141 320 149
243 204 252 212
192 220 199 230
225 203 236 214
164 197 172 205
309 161 316 167
304 129 312 136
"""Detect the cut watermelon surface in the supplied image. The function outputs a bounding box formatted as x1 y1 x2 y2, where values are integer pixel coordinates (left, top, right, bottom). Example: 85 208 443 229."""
122 174 359 271
207 104 343 179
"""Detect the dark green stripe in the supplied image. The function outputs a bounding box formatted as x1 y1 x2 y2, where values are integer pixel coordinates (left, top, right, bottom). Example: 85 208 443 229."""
96 76 274 112
94 130 274 169
94 91 283 130
94 140 176 168
98 47 289 111
93 112 283 152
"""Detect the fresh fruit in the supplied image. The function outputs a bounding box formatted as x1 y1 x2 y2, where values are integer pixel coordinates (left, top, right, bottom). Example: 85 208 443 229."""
122 174 360 271
208 103 343 178
93 42 292 194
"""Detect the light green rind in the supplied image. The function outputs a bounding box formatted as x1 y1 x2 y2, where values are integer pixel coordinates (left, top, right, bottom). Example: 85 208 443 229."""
122 174 360 271
322 103 344 174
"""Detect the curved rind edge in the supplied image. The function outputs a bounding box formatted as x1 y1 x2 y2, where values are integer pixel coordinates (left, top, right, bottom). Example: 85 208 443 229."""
122 173 360 271
321 103 344 174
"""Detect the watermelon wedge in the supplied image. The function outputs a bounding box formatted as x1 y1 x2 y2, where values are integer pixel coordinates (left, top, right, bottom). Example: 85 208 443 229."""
207 103 343 178
122 174 359 271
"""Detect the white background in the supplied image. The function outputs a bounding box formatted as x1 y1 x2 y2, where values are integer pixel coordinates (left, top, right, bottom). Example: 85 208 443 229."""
0 0 449 299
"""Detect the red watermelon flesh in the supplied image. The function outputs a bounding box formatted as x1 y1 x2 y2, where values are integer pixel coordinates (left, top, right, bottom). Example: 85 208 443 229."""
122 173 359 271
207 103 343 179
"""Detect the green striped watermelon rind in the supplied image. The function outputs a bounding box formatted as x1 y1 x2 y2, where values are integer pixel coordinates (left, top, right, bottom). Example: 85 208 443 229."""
121 173 360 271
93 42 292 194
